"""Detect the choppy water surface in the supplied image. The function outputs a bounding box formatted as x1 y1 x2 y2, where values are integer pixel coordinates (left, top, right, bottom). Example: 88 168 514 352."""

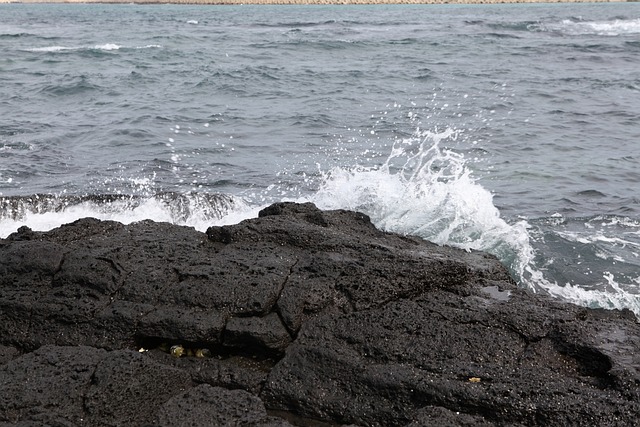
1 3 639 316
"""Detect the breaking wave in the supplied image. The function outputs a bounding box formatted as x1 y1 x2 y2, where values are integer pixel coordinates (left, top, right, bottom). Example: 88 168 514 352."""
0 192 255 239
24 44 162 53
310 128 533 282
308 128 640 319
543 17 640 36
1 127 638 319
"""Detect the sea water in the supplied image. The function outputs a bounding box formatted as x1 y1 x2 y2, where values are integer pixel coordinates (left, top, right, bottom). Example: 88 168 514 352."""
1 3 639 316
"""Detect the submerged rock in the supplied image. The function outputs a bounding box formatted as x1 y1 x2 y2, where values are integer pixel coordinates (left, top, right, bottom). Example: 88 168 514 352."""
0 202 638 426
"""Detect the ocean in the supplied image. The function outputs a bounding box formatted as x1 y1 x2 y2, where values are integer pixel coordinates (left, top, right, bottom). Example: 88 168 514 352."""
1 2 639 317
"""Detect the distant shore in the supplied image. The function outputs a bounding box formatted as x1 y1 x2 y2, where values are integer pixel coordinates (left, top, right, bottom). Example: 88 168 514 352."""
0 0 635 4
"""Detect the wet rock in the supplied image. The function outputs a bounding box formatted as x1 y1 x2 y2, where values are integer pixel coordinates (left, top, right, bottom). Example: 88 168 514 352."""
0 202 639 426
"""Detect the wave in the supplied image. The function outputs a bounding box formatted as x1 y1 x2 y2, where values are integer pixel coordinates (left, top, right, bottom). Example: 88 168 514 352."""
544 18 640 37
1 129 638 319
486 21 542 33
36 75 103 96
0 192 256 239
308 127 535 284
252 20 338 29
0 32 60 40
305 128 640 318
486 17 640 37
527 214 640 317
23 44 161 53
25 44 121 53
250 39 365 51
0 32 35 39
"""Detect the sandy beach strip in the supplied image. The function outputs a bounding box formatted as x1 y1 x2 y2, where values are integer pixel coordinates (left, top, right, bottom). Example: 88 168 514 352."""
0 0 635 4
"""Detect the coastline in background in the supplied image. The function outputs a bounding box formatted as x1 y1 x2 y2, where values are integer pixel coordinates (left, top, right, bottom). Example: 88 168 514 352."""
0 0 636 5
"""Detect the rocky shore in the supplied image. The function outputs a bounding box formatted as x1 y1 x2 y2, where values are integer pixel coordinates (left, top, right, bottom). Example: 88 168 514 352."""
1 202 639 426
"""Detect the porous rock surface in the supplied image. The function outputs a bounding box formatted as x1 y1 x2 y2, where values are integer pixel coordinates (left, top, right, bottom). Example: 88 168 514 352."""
1 202 639 426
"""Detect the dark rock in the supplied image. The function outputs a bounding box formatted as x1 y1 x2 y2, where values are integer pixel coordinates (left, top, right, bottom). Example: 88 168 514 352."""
406 406 495 427
1 202 639 426
0 345 19 365
84 349 193 426
154 384 290 426
0 345 105 424
225 312 293 353
261 296 640 426
0 345 195 426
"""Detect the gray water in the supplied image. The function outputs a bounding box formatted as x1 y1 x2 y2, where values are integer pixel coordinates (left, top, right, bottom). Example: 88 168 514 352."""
1 3 639 316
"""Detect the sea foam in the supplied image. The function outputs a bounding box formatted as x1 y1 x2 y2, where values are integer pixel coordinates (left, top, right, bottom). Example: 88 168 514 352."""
24 43 161 53
553 18 640 36
310 127 534 285
0 192 255 239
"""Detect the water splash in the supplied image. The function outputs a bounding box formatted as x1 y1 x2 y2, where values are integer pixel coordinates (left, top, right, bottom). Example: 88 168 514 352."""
311 127 533 283
309 127 640 319
0 192 250 238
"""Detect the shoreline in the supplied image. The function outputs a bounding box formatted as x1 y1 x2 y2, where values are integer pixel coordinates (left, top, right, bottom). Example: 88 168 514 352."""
0 0 635 4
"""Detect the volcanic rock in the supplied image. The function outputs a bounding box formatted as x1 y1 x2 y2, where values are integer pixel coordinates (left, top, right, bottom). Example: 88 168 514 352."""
1 202 638 426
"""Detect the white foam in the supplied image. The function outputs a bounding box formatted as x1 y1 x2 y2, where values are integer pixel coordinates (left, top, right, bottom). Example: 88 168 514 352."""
558 231 639 249
26 46 74 52
0 200 163 238
555 18 640 36
0 194 256 239
310 127 534 282
25 43 127 53
537 270 640 319
94 43 121 50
